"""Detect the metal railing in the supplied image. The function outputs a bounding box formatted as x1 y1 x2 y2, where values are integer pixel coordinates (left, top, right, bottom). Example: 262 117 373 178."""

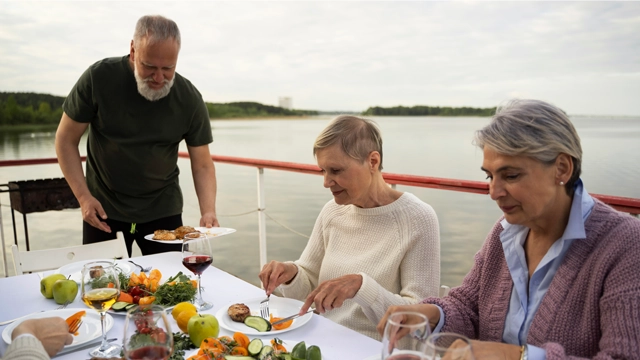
2 154 640 277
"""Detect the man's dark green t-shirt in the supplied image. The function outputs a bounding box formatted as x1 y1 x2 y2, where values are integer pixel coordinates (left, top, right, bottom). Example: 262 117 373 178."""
63 55 213 223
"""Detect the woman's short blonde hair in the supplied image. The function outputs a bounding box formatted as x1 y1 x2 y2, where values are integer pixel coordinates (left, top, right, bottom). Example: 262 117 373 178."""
474 99 582 195
313 115 384 171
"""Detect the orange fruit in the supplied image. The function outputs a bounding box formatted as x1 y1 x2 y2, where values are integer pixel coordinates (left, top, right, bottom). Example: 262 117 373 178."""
176 309 198 332
172 302 197 320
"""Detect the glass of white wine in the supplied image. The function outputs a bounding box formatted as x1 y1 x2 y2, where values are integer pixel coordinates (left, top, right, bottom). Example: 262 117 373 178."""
381 311 431 360
81 261 121 357
424 333 474 360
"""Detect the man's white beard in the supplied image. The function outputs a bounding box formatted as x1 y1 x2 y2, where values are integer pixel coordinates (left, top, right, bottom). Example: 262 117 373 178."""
134 65 174 102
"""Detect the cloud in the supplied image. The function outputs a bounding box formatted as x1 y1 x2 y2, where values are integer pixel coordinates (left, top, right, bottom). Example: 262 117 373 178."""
1 1 639 115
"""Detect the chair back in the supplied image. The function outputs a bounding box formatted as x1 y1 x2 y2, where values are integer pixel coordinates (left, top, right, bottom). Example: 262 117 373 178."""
11 231 128 275
439 285 451 298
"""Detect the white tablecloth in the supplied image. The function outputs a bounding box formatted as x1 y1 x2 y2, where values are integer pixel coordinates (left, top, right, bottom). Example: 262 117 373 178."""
0 252 381 359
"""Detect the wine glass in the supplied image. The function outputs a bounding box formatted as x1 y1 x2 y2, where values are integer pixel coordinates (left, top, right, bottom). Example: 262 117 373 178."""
80 261 121 357
182 232 213 311
381 311 431 360
123 304 174 360
424 333 474 360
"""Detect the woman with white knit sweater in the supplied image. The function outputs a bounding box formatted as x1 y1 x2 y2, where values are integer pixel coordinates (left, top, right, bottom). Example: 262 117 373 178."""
259 115 441 340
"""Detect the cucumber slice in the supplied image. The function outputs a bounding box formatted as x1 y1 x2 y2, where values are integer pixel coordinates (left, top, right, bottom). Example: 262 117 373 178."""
112 301 130 311
247 338 263 356
125 304 137 311
243 315 272 332
258 345 273 360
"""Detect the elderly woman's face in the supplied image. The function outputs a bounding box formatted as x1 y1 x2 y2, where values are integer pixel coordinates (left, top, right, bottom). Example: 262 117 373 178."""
482 147 562 228
316 144 374 207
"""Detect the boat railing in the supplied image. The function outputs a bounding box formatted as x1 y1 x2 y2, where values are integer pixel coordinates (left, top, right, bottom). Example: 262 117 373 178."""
1 154 640 277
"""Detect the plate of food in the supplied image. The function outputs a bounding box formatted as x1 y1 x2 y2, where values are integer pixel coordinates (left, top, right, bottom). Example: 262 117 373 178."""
184 335 324 359
1 308 114 349
144 226 236 244
55 259 134 283
215 296 314 336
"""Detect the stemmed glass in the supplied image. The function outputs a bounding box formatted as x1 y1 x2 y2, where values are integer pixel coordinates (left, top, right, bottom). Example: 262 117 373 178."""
80 261 121 357
424 333 474 360
123 305 174 360
182 232 213 311
381 311 431 360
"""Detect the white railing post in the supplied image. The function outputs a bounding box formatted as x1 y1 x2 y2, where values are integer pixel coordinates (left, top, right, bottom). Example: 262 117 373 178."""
257 168 267 270
0 195 7 277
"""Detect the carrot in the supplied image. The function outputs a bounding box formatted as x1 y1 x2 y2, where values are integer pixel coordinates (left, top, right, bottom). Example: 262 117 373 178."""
107 282 115 288
117 292 134 303
230 347 249 356
270 314 293 330
138 296 156 305
232 332 250 349
190 279 198 288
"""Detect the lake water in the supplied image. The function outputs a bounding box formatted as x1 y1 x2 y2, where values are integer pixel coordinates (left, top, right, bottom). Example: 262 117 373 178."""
1 116 639 287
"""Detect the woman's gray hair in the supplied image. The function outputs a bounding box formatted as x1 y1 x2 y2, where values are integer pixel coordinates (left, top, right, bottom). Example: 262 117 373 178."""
313 115 384 171
133 15 181 50
474 99 582 195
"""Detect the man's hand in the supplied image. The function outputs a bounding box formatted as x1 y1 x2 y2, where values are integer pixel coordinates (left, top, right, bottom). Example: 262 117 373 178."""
78 194 111 233
299 274 363 315
12 317 73 357
199 211 219 228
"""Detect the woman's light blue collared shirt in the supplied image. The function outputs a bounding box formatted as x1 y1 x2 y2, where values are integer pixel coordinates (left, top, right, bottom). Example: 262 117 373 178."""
500 179 594 359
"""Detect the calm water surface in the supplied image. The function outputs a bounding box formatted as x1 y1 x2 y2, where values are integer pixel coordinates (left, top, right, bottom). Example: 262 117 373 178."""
1 116 639 287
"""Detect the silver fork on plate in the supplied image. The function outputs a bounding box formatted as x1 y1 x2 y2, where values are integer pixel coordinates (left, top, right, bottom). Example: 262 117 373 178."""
128 260 152 272
259 295 270 320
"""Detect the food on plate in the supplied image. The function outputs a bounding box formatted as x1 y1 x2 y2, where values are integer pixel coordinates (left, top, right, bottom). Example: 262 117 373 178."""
52 277 78 304
228 303 251 322
153 229 177 241
175 225 198 239
269 314 293 331
186 333 322 360
65 310 86 336
187 314 220 347
243 316 272 332
40 273 66 299
89 265 105 278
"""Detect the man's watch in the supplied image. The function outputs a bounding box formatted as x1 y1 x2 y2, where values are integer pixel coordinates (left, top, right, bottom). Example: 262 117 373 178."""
519 344 528 360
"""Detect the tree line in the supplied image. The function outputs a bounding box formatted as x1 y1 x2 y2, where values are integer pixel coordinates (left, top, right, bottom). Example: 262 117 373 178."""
0 92 318 126
362 105 496 116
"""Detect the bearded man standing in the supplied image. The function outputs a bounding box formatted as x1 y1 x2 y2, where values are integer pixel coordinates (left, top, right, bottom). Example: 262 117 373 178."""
55 15 218 256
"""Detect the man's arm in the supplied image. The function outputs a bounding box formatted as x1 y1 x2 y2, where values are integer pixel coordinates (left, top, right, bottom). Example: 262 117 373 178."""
54 112 111 233
187 144 219 227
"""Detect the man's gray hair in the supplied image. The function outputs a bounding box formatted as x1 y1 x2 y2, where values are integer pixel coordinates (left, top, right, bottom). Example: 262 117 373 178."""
313 115 384 171
474 99 582 195
133 15 181 49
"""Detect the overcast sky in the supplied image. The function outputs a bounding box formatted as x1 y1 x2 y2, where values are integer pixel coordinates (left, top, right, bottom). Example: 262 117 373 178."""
1 1 639 116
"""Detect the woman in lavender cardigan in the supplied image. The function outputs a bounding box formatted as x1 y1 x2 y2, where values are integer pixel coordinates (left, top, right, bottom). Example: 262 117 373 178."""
379 99 640 360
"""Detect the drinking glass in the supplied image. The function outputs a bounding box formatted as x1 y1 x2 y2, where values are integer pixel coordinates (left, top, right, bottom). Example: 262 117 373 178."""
424 333 474 360
381 311 431 360
182 232 213 310
81 261 121 357
123 305 174 360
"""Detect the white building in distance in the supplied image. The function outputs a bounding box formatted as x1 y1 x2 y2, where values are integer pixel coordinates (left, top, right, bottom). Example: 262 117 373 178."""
279 97 292 109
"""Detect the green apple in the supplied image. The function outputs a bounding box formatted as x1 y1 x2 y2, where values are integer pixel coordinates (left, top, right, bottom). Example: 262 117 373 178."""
40 274 66 299
187 314 219 347
52 278 78 304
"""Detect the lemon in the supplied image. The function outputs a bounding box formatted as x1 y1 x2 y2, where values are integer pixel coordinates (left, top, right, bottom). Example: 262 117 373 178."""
172 302 197 320
177 309 198 333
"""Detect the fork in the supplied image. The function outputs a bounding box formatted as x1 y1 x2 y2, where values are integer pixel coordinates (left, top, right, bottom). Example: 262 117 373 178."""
68 318 83 334
259 295 270 320
128 260 152 272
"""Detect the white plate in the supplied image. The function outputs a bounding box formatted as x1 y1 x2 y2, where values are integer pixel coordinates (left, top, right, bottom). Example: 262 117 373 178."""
144 227 236 244
2 308 114 349
55 259 134 283
216 297 313 336
185 339 325 359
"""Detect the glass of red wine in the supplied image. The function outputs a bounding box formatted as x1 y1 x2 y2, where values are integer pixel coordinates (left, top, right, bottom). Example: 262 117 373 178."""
123 305 173 360
182 232 214 311
381 311 431 360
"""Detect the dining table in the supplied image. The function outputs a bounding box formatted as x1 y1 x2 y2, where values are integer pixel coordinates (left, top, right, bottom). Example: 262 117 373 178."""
0 251 382 359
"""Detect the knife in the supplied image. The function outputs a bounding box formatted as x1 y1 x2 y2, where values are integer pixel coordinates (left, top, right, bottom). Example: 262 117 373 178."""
271 309 315 326
56 338 118 356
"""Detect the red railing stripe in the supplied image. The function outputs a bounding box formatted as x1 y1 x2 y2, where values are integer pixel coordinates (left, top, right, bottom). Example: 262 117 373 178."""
2 155 639 214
